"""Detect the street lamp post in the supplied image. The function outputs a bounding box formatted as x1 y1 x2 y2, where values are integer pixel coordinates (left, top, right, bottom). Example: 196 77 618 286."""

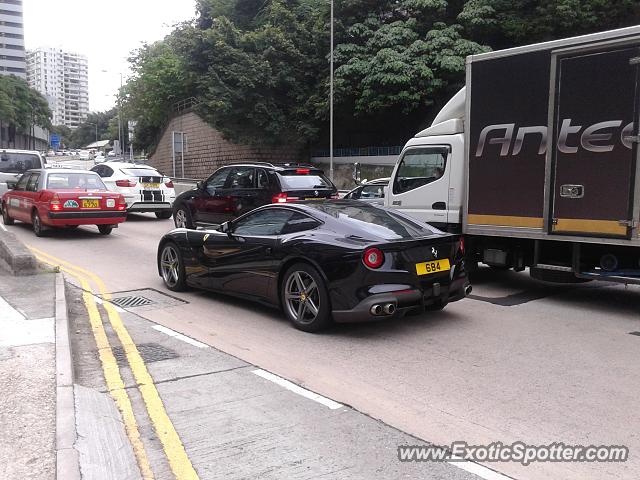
329 0 334 182
86 122 98 143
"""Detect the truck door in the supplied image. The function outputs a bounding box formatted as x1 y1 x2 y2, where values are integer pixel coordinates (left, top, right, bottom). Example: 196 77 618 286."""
550 45 640 238
387 146 451 229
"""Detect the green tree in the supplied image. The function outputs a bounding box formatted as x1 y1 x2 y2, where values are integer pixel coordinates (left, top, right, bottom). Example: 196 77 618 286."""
459 0 640 48
70 110 117 148
0 75 52 132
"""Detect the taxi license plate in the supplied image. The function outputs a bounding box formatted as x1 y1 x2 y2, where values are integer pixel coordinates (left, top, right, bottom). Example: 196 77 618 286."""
143 183 160 189
416 258 450 276
81 199 100 209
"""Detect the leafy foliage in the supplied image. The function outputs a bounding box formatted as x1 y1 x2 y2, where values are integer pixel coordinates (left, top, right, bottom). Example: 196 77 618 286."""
0 75 51 132
123 0 640 150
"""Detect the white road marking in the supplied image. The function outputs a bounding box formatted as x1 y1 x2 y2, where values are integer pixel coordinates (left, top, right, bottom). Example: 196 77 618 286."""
152 324 210 349
0 223 7 231
252 369 343 410
450 456 515 480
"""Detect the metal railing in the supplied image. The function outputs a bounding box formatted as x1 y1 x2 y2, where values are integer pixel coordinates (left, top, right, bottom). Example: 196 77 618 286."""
311 145 402 158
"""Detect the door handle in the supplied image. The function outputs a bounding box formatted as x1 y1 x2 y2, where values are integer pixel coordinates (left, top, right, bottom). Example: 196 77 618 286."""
559 185 584 199
432 201 447 210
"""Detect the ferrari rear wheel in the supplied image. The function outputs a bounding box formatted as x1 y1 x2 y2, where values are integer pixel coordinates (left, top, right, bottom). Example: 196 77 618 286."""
2 203 14 225
32 210 44 237
97 225 113 235
282 263 331 332
160 242 187 291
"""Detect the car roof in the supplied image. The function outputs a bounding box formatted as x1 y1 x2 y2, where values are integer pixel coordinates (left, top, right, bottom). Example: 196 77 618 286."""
218 162 322 172
0 149 43 155
28 168 100 175
101 161 156 169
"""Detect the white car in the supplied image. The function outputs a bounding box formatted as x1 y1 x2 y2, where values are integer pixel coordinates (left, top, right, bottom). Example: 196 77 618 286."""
90 161 175 218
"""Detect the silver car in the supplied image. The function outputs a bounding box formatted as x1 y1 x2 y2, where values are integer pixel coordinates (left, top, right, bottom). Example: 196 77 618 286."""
342 178 389 206
0 150 46 196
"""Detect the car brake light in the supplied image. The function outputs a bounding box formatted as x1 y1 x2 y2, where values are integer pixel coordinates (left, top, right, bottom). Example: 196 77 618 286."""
50 194 62 211
459 236 465 255
363 247 384 269
117 195 126 211
296 168 310 174
116 179 137 188
165 179 174 189
272 193 300 203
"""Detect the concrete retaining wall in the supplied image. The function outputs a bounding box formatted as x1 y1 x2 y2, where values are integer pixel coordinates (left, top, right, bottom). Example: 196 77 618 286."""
149 111 304 180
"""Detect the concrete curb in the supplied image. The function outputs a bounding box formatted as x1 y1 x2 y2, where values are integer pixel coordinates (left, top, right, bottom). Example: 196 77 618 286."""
0 228 37 275
55 273 81 480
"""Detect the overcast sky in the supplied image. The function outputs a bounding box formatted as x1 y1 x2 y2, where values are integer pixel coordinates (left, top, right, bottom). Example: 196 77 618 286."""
23 0 196 112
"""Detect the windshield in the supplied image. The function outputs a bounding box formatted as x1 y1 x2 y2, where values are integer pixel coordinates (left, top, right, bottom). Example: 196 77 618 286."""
122 167 161 177
308 202 437 240
278 172 333 190
0 153 42 174
46 172 106 190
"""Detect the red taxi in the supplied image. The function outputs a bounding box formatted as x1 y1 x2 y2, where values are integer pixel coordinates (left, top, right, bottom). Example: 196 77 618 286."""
1 168 127 236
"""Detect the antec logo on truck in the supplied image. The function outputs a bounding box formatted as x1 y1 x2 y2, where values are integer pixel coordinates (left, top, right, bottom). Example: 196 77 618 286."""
475 120 636 157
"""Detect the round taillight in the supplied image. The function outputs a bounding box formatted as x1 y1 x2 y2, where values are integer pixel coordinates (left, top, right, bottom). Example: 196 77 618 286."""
363 247 384 269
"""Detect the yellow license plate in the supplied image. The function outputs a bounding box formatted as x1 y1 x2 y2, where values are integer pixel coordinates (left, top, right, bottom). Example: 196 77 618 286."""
143 183 160 189
81 199 100 209
416 258 450 276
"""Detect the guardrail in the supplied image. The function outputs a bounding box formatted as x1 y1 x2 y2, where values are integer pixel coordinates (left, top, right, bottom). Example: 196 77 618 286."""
311 146 402 158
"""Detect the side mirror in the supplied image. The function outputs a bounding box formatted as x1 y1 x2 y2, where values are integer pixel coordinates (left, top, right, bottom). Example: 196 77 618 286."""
195 181 203 191
219 221 231 234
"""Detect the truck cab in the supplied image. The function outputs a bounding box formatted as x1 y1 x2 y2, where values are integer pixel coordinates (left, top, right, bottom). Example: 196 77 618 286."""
385 89 465 233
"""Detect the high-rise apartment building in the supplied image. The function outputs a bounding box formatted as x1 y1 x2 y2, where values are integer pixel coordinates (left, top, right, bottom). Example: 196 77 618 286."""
0 0 26 78
26 47 89 128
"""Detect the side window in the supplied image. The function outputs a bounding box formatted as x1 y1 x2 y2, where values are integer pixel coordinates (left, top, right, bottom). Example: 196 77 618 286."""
233 208 295 236
393 148 448 195
205 168 229 195
281 212 321 235
226 167 255 189
14 173 30 191
344 187 361 200
257 169 269 189
26 173 40 192
360 184 385 199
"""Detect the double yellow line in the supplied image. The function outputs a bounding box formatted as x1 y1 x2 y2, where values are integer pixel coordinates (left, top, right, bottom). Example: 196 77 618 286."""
31 246 199 480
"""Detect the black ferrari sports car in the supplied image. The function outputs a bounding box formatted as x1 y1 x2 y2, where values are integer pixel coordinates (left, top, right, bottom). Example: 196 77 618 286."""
157 200 470 332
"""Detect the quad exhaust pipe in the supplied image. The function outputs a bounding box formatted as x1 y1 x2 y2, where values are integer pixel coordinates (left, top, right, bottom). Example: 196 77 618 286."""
370 303 396 316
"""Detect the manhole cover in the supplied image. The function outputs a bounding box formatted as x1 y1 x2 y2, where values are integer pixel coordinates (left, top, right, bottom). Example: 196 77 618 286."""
110 296 154 308
111 343 179 366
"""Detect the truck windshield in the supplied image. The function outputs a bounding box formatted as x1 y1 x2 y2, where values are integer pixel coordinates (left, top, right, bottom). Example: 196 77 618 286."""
0 153 42 174
393 147 448 194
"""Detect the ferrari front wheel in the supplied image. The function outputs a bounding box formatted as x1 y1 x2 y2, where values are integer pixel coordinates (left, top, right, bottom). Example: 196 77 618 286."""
159 242 187 291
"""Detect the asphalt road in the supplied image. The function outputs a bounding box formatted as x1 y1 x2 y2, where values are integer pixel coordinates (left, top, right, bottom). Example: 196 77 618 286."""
7 213 640 480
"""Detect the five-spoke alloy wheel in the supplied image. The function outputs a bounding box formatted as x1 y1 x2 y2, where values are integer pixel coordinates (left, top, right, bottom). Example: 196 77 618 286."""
173 207 193 229
160 242 187 291
281 263 331 332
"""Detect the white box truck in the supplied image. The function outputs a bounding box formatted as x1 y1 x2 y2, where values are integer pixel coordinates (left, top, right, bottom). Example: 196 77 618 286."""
386 26 640 283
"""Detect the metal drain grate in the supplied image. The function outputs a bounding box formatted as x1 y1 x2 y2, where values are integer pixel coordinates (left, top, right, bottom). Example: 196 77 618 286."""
111 343 179 366
110 295 154 308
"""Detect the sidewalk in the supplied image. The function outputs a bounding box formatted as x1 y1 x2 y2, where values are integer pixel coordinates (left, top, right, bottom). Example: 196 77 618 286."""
0 270 57 480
